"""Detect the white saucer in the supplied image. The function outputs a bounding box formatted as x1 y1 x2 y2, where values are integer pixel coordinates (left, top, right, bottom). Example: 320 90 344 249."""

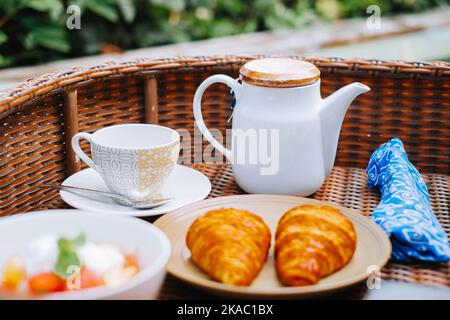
60 165 211 217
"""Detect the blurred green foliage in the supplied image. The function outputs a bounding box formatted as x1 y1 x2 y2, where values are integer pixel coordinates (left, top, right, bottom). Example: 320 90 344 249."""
0 0 447 67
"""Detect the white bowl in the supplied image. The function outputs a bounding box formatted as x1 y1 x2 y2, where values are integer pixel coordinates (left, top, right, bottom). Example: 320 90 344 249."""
0 210 171 300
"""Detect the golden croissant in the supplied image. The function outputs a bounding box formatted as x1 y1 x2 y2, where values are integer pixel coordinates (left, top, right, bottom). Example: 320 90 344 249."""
275 205 357 286
186 208 271 286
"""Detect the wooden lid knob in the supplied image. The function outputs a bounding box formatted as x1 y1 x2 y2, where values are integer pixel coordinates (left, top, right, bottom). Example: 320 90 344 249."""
239 58 320 88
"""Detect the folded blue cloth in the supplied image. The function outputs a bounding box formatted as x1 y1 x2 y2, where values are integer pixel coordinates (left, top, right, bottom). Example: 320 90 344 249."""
366 138 450 262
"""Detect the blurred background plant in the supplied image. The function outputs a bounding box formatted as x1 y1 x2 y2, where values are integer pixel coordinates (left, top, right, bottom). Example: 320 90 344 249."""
0 0 448 68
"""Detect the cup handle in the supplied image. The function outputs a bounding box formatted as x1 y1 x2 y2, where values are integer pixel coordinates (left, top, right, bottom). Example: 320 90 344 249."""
193 74 242 162
71 132 95 169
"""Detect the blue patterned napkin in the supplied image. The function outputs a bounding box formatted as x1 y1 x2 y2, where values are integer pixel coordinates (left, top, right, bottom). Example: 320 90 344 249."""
366 138 450 262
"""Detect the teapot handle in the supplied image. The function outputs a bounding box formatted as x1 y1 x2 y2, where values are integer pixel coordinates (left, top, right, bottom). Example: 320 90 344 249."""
193 74 242 162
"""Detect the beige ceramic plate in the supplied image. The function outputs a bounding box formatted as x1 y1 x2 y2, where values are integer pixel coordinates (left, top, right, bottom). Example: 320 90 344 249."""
154 195 391 298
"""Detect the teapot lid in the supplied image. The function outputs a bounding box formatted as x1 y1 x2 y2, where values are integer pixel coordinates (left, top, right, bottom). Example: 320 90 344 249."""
239 58 320 88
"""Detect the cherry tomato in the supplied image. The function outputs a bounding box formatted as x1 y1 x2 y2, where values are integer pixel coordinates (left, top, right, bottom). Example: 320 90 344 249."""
124 255 140 270
80 267 103 289
28 273 65 294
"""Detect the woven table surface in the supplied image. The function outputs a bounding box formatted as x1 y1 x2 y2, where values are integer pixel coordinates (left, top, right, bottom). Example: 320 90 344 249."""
158 163 450 299
47 163 449 299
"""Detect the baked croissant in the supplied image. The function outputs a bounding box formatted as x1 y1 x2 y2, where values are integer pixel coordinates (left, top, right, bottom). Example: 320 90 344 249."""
186 208 271 286
275 205 357 286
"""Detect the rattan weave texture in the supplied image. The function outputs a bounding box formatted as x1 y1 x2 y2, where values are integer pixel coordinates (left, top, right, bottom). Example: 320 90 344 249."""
0 56 448 298
158 164 450 299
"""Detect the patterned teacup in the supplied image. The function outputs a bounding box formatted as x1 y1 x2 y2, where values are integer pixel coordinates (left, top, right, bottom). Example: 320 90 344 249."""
71 124 180 204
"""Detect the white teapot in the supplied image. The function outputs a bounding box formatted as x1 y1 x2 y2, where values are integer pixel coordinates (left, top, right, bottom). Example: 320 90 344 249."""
193 58 370 196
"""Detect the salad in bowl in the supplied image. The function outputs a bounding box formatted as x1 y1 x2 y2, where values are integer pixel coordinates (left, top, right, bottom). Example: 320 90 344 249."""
2 233 140 295
0 210 170 300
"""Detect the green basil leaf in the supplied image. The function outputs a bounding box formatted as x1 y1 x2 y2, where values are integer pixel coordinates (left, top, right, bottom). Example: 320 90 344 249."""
54 233 85 280
72 232 86 246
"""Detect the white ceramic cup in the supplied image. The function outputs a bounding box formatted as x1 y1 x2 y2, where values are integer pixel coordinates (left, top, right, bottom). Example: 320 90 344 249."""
71 124 180 203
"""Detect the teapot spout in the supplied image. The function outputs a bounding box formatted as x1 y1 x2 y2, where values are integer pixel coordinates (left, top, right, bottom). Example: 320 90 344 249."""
320 82 370 176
